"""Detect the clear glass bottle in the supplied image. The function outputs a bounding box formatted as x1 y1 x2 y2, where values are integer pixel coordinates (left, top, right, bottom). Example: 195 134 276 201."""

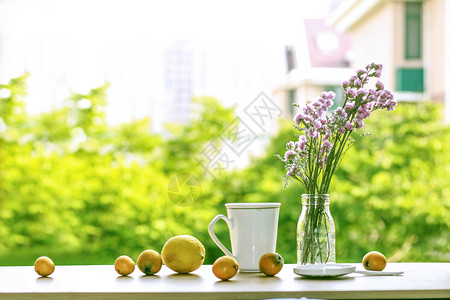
297 194 335 265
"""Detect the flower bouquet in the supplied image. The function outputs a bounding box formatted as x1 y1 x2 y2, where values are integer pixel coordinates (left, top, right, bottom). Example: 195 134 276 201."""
278 63 397 265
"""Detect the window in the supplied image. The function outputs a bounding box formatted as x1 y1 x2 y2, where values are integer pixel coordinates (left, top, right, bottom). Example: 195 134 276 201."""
285 46 297 72
288 89 296 117
396 67 424 92
405 2 422 59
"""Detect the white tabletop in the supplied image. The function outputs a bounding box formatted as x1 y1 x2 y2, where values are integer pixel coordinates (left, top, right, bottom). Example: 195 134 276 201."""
0 263 449 299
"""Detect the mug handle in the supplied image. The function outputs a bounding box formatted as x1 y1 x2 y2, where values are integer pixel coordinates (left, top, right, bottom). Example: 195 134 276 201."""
208 214 235 258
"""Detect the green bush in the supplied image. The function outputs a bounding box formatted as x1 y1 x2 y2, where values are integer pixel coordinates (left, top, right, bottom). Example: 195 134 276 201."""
215 101 450 263
0 74 448 266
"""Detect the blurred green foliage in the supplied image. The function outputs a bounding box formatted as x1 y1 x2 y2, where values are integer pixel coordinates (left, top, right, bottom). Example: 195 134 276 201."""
0 74 448 266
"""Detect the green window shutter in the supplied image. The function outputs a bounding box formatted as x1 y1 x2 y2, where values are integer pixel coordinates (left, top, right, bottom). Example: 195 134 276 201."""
405 2 422 59
396 68 424 92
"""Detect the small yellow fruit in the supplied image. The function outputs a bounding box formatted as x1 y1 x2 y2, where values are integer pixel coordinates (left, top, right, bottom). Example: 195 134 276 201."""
161 235 205 274
259 253 284 276
137 249 162 275
212 256 239 280
115 255 135 276
34 256 55 277
362 251 387 271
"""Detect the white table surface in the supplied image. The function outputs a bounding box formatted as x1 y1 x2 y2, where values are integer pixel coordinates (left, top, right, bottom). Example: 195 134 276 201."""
0 262 449 299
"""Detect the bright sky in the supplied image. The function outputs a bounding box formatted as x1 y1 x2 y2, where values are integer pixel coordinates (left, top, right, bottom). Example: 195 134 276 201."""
0 0 332 124
19 0 329 41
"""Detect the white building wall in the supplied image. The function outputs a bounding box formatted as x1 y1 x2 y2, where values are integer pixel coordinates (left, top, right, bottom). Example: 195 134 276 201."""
424 0 446 102
445 0 450 123
346 2 397 91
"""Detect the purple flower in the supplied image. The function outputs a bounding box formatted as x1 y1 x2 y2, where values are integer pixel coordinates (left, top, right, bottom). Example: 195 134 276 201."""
308 127 318 138
287 164 298 177
335 107 348 119
354 119 364 129
356 106 371 119
344 102 355 111
356 69 366 77
365 62 374 70
298 135 307 144
341 80 350 89
386 100 397 111
378 90 394 107
367 88 377 96
313 100 322 108
315 106 325 118
344 122 354 131
321 91 336 100
303 114 313 124
378 96 387 106
322 129 331 141
356 89 367 98
322 140 333 151
364 102 374 111
385 90 394 100
375 64 383 77
284 150 296 161
368 94 377 102
346 89 356 98
376 80 384 91
279 62 396 189
294 113 303 126
286 141 295 150
325 99 334 108
303 105 314 116
296 141 306 151
314 120 322 129
317 158 325 169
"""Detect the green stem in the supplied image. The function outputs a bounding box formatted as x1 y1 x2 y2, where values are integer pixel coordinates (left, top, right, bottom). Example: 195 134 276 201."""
299 195 332 265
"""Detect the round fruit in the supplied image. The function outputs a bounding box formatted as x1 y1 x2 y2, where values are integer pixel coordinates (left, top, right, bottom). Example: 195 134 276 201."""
137 249 162 275
161 235 205 274
115 255 135 276
212 256 239 280
362 251 387 271
259 252 284 276
34 256 55 277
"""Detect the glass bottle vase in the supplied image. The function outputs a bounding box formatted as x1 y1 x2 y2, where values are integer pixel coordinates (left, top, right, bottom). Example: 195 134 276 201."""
297 194 336 265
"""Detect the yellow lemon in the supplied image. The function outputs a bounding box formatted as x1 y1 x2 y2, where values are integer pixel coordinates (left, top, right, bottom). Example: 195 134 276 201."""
114 255 135 276
34 256 55 277
259 252 284 276
212 256 239 280
362 251 387 271
137 249 162 275
161 235 205 273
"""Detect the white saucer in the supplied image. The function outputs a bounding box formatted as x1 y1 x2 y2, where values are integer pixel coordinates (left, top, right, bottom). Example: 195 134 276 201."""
354 269 404 276
293 264 356 277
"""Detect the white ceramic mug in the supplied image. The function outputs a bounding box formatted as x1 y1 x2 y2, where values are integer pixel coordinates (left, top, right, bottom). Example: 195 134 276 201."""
208 203 281 272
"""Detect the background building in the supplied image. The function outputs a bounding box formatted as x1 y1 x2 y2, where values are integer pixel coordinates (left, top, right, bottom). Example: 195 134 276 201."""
328 0 449 122
273 0 449 123
158 41 206 132
272 19 352 119
0 0 312 131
